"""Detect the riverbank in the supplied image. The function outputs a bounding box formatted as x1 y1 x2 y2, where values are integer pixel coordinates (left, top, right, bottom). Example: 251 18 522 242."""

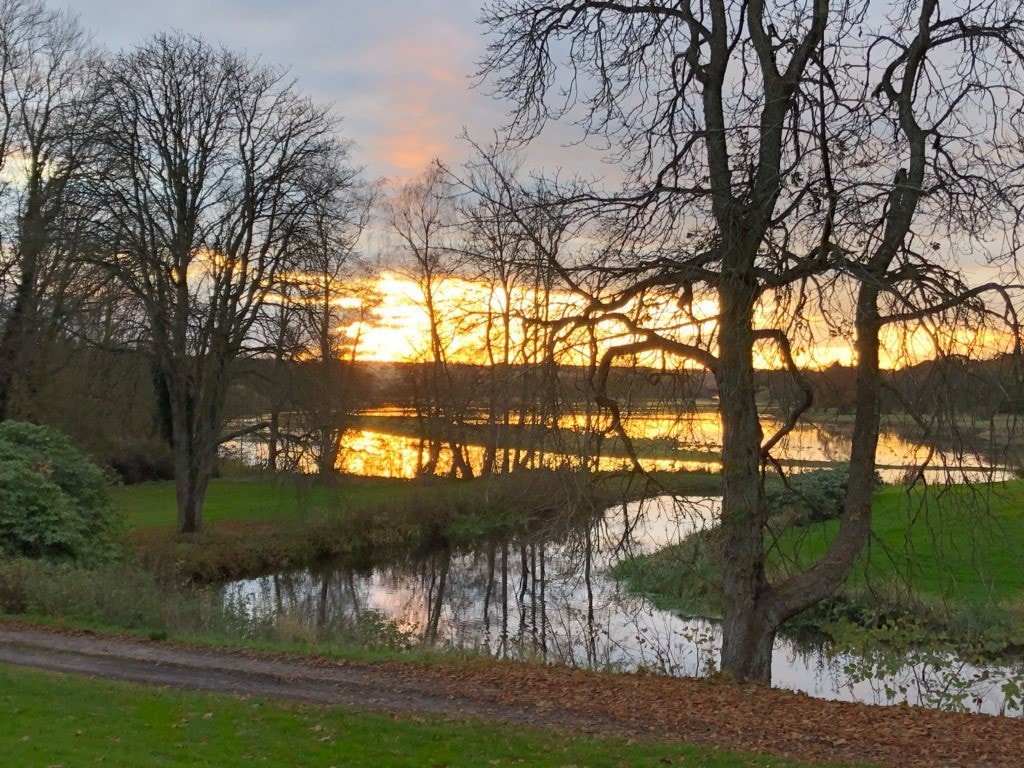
6 468 1024 720
613 478 1024 651
118 469 722 583
0 468 722 652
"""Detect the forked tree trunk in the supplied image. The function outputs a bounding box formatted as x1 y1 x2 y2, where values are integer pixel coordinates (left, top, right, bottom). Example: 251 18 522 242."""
718 285 886 683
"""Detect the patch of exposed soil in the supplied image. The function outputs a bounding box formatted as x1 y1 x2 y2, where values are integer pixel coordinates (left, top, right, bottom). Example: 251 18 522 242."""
1 622 1021 767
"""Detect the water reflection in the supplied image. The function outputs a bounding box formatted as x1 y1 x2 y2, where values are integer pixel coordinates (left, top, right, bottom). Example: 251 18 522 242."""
224 495 1023 716
223 411 1013 482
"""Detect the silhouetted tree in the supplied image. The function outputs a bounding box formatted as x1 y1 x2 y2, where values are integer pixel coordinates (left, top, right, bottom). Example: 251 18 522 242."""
85 33 353 532
480 0 1024 682
386 163 476 478
0 0 95 419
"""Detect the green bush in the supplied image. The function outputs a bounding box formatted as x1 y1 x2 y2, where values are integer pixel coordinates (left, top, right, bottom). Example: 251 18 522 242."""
0 420 122 564
765 466 853 525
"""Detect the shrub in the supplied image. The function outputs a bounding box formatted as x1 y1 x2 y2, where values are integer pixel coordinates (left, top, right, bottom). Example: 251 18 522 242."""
105 440 175 484
0 421 122 564
765 465 852 525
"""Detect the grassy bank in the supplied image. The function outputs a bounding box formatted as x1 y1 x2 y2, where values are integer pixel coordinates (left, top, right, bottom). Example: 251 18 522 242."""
0 663 860 768
0 468 722 649
113 473 419 529
117 469 722 583
613 479 1024 647
776 481 1024 640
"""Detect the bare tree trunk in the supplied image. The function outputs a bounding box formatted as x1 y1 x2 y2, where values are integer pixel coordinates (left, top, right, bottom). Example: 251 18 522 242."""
167 356 226 533
768 287 883 625
0 175 47 420
267 409 281 472
717 279 773 684
0 266 36 419
173 434 212 534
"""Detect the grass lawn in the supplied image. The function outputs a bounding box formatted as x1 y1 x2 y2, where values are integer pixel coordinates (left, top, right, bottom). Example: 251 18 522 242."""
776 480 1024 606
112 475 419 530
614 478 1024 642
0 664 852 768
113 471 724 532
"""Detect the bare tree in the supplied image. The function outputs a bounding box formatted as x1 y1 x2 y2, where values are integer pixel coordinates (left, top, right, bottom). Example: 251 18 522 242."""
455 150 598 472
240 167 371 478
0 0 95 419
480 0 1024 682
289 170 372 482
84 33 352 533
385 163 476 478
458 153 530 475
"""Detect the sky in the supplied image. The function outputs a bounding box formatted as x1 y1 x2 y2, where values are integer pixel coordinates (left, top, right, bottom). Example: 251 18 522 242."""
67 0 511 182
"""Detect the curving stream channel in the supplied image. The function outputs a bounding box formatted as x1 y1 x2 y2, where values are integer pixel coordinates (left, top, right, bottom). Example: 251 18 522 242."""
224 494 1024 717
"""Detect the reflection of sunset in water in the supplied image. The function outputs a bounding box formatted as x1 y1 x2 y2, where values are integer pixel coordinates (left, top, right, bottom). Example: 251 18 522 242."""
223 411 1010 483
223 494 1022 715
339 431 425 478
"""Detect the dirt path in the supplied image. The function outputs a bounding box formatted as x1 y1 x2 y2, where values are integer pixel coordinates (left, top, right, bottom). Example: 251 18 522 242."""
1 623 1022 767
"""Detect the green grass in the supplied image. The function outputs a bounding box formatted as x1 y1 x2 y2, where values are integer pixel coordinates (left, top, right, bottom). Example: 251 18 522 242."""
776 481 1024 602
610 527 723 619
0 664 857 768
113 471 722 532
614 479 1024 643
112 475 418 530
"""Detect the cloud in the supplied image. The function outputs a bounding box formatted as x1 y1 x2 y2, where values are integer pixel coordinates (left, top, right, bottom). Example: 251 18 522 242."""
69 0 499 179
67 0 616 183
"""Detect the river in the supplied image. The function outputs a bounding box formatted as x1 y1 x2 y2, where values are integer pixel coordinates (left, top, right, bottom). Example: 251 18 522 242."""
223 493 1024 716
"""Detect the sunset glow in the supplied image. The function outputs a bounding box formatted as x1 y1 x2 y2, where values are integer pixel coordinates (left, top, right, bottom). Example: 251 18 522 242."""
325 272 1014 371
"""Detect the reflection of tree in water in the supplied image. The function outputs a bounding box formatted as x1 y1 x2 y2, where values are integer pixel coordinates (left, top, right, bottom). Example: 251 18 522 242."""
222 494 1023 712
223 409 1013 483
244 495 720 669
408 494 717 667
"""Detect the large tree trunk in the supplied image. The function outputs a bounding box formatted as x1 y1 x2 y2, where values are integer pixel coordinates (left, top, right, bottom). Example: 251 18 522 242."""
717 277 776 684
169 368 224 534
174 441 211 534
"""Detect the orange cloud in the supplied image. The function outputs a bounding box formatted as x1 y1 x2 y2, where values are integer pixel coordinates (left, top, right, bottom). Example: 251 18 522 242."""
357 34 483 179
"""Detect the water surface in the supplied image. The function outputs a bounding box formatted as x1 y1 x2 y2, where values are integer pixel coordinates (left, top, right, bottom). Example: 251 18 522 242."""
225 410 1013 482
224 494 1023 716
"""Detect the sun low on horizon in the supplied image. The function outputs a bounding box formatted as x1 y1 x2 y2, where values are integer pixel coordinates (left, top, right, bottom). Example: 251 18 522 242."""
328 271 1016 372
